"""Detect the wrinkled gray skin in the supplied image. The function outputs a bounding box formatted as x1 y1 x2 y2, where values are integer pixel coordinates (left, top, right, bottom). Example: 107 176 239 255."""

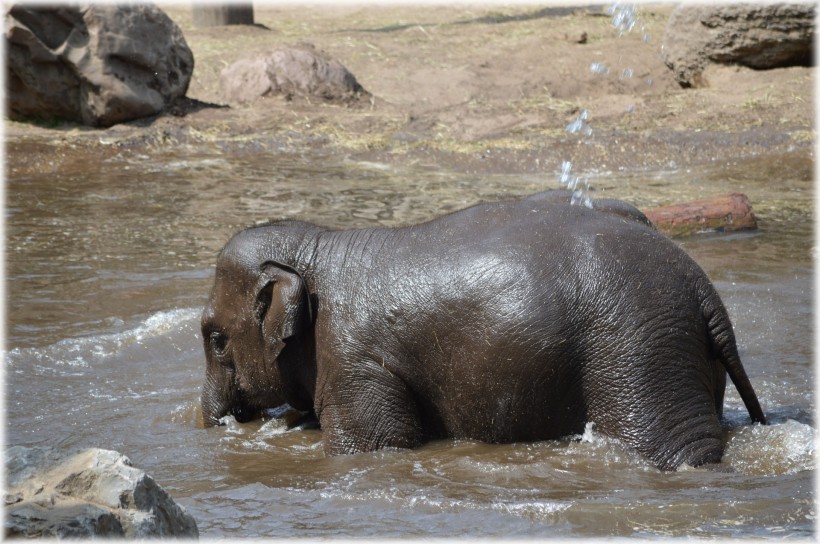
201 190 766 471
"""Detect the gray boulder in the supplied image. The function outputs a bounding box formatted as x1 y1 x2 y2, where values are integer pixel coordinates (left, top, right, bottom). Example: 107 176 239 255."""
4 446 198 538
5 3 194 127
220 42 370 105
662 3 814 87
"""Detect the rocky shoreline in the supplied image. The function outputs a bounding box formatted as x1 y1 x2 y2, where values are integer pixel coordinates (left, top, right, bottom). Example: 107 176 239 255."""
5 3 814 179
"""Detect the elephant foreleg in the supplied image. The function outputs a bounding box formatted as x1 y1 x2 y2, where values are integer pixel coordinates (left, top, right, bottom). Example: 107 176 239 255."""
318 359 423 455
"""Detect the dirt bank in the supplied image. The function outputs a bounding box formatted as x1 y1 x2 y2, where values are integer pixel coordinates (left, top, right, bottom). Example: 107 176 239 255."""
5 4 814 178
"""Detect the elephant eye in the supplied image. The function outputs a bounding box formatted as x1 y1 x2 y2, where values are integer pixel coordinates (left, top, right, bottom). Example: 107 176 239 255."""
209 331 229 358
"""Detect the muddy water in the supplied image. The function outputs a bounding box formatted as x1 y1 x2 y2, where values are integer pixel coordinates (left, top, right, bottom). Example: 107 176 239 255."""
5 142 815 538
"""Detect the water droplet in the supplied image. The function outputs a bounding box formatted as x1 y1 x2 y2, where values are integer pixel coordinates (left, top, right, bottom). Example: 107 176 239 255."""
571 189 593 208
608 2 639 34
590 62 609 75
565 110 592 135
559 160 573 185
554 2 652 206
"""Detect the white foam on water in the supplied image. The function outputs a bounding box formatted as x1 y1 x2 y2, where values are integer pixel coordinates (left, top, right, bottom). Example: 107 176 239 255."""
257 417 296 438
578 421 599 443
724 419 815 476
146 157 231 173
494 500 571 519
313 479 571 527
217 409 321 453
569 420 815 475
219 415 246 434
5 307 201 371
561 422 653 471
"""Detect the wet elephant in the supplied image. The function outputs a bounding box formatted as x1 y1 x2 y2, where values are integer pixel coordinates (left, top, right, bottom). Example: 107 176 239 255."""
200 191 766 470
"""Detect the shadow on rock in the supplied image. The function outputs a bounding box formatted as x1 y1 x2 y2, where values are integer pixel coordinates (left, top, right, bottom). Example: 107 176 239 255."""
5 4 194 127
5 446 199 538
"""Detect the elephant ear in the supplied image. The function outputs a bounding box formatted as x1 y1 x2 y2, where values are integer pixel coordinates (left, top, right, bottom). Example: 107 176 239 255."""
256 261 313 341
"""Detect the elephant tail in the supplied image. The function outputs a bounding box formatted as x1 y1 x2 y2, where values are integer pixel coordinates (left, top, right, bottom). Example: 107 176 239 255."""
704 293 767 425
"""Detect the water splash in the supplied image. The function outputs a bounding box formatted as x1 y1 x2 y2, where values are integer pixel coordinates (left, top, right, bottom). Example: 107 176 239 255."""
724 419 816 476
5 307 201 372
556 3 652 205
558 160 592 208
608 1 650 41
559 105 593 208
565 109 593 136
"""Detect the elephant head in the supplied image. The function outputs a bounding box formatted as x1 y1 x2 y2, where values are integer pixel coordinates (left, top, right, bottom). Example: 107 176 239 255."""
200 226 316 427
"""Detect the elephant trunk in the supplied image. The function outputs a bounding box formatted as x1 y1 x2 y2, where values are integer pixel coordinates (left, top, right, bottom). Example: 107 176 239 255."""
201 377 262 426
201 393 228 428
200 374 231 427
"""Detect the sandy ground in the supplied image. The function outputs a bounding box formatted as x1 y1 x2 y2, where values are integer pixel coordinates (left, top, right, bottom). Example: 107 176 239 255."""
5 3 815 177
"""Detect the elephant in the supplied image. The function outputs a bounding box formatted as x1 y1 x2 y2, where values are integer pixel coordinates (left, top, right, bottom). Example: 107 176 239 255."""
200 190 766 471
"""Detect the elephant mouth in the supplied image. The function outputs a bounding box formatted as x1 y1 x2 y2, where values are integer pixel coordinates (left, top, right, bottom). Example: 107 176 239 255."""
231 403 262 423
202 399 262 427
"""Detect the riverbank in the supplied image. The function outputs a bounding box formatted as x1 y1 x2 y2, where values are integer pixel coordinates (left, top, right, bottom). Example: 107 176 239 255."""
4 6 815 537
5 4 814 183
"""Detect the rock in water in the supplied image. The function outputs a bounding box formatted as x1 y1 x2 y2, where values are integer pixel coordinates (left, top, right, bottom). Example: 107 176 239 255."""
5 4 194 127
662 3 814 87
220 43 370 105
4 446 199 538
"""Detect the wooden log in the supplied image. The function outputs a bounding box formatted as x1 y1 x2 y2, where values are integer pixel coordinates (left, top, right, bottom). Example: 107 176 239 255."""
643 193 757 237
192 4 254 27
